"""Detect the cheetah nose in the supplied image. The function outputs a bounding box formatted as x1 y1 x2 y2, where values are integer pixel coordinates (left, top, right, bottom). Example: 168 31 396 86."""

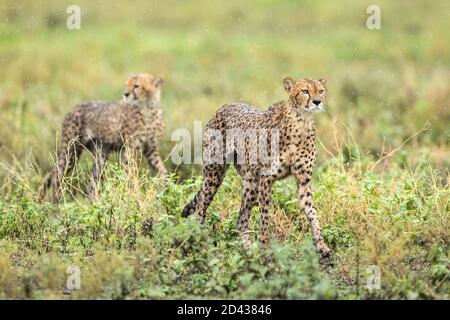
123 92 130 98
313 100 321 106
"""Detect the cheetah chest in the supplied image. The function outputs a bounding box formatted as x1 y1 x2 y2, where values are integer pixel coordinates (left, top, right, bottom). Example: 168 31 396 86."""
278 128 316 172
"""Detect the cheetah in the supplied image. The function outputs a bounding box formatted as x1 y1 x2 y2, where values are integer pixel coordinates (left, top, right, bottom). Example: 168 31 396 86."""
40 73 167 202
182 76 331 260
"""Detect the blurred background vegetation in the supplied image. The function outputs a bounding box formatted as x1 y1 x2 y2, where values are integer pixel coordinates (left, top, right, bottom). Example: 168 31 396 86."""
0 0 448 299
0 0 448 176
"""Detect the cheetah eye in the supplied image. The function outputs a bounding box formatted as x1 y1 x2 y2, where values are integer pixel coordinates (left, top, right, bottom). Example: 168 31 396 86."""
133 84 140 89
319 90 325 94
301 90 309 95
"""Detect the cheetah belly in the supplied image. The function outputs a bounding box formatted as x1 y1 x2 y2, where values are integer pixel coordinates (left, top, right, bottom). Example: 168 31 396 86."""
83 118 122 145
273 146 294 179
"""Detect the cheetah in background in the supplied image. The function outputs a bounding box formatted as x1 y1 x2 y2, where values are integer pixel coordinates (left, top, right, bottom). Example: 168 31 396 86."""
40 73 167 202
182 76 332 260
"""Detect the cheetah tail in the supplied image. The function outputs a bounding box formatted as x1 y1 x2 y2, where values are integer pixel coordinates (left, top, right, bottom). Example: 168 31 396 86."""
181 194 199 218
38 171 52 201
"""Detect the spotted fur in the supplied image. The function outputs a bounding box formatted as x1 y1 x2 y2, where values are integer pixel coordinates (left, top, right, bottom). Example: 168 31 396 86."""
182 77 331 260
40 73 167 202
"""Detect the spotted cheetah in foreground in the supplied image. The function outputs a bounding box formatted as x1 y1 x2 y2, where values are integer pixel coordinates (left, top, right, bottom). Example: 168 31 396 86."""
40 73 167 202
182 76 331 260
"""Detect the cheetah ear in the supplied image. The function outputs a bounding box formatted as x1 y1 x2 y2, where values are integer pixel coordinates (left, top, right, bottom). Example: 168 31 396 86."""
152 75 164 87
126 73 137 84
319 78 327 85
282 76 294 93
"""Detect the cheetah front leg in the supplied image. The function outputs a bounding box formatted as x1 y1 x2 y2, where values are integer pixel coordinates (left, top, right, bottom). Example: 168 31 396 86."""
295 175 331 260
143 142 167 178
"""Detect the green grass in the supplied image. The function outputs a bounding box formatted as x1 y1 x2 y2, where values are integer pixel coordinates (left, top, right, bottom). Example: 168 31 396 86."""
0 157 448 299
0 0 449 299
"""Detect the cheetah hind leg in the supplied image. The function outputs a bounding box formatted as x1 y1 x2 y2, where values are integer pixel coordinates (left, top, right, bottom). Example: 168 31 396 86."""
49 142 83 203
38 171 54 201
181 164 227 221
237 175 259 249
38 159 69 203
257 177 274 246
87 146 111 200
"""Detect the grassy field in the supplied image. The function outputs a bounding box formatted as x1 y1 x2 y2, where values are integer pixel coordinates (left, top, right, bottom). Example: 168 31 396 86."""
0 0 449 299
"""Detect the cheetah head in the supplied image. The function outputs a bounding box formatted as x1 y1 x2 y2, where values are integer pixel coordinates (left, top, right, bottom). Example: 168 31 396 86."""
282 77 327 113
123 73 164 106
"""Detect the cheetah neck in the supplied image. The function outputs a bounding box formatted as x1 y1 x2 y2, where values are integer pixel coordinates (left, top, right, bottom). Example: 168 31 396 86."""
278 100 315 132
133 97 161 110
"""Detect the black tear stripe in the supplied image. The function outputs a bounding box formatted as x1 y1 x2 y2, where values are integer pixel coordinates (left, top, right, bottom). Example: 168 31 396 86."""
294 91 302 107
